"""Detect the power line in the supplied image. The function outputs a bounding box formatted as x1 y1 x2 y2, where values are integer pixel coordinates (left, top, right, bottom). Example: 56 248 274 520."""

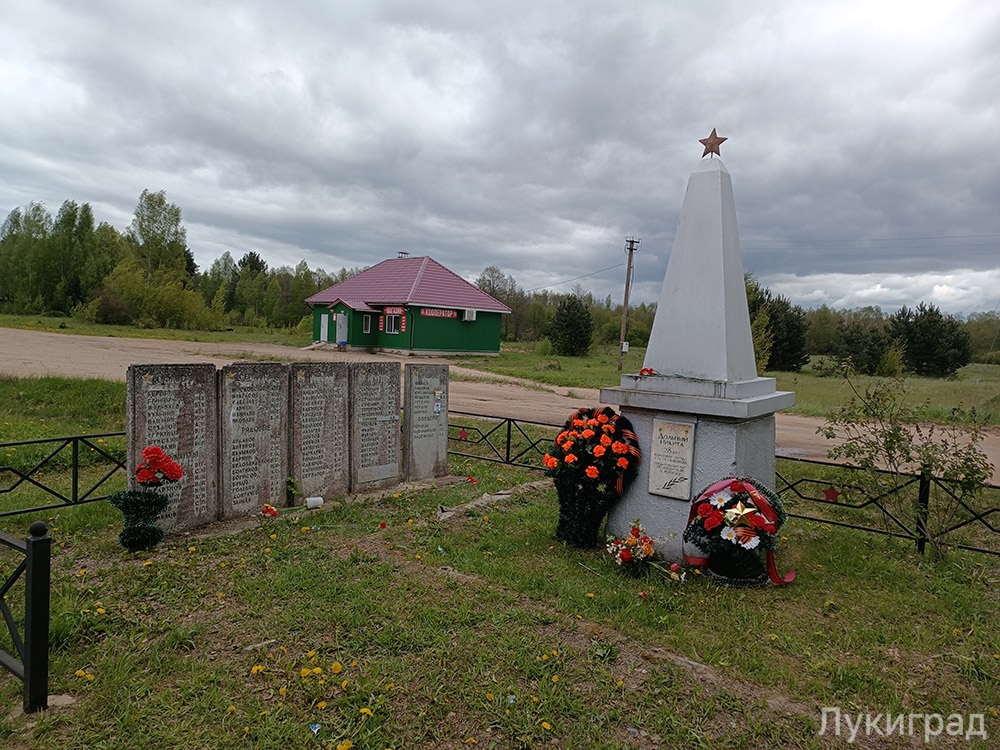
525 262 625 293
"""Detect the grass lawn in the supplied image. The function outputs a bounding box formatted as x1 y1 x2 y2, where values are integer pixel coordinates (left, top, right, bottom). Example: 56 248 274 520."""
0 333 997 747
1 465 997 749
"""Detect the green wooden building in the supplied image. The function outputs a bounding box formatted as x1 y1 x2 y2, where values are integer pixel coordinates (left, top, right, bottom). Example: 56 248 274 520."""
305 255 511 355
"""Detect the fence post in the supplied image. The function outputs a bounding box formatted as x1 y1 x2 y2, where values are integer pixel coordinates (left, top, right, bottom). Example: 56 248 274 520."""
505 420 512 464
72 438 79 503
916 472 931 555
23 521 50 713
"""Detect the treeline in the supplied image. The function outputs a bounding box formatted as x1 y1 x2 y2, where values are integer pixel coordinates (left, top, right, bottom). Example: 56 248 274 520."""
2 192 995 378
0 191 359 331
478 265 993 378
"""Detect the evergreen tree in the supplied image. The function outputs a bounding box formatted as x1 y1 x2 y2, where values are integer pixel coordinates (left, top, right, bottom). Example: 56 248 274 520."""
832 307 890 375
765 294 809 372
549 294 593 356
889 302 971 378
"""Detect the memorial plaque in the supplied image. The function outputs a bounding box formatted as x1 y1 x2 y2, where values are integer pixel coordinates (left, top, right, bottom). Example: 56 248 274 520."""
290 363 350 501
126 364 219 532
349 362 401 492
403 364 449 481
648 419 695 499
220 363 290 517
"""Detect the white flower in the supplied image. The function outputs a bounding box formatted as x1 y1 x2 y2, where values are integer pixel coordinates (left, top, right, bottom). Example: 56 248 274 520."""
708 489 732 508
720 526 738 544
739 534 761 550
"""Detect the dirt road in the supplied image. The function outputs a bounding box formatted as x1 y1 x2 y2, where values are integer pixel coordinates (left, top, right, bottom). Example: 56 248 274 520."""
2 327 997 479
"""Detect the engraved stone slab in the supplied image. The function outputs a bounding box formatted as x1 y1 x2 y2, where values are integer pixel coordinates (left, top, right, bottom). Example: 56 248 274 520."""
290 363 350 501
648 419 695 500
220 363 290 518
403 364 449 481
126 364 219 533
349 362 401 492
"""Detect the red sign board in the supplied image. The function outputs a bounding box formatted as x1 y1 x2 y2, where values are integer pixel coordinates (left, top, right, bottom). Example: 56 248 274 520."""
383 306 405 315
420 308 457 318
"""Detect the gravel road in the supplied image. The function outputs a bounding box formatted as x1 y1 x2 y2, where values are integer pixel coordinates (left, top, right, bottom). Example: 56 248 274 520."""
2 327 996 479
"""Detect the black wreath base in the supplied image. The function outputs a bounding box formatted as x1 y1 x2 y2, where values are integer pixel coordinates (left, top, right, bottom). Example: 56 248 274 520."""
706 545 770 588
109 489 169 552
554 478 619 548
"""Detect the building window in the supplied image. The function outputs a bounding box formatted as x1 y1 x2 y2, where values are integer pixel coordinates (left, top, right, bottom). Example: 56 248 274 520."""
385 315 400 334
363 314 371 334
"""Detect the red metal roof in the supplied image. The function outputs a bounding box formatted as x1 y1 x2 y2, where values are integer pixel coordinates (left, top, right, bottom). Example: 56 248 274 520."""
305 256 511 313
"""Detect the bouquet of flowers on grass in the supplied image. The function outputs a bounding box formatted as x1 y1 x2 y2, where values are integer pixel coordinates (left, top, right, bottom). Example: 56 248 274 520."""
682 477 795 587
606 521 655 576
110 446 184 552
544 406 641 547
606 521 686 581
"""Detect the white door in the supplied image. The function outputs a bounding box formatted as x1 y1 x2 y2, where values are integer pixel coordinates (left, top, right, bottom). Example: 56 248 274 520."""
319 313 329 342
336 313 348 344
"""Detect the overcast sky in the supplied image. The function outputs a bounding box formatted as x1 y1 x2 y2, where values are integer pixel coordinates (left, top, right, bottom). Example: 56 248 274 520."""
3 0 999 315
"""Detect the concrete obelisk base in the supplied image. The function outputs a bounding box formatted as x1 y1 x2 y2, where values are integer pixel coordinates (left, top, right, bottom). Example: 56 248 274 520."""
601 376 793 559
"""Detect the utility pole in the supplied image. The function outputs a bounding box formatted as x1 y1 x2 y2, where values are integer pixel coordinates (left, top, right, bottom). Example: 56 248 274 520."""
617 236 640 371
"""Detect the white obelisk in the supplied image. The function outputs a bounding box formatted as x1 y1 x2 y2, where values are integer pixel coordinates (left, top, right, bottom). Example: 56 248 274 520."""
601 132 793 559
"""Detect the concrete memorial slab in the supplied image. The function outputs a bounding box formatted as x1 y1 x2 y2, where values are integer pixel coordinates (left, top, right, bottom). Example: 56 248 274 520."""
219 363 290 518
289 363 350 502
403 363 450 481
125 364 218 532
349 361 401 492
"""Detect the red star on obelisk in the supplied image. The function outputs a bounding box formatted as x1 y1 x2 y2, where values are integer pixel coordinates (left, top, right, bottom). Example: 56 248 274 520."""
699 128 727 158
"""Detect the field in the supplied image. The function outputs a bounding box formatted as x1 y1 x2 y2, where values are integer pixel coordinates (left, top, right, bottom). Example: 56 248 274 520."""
0 322 998 747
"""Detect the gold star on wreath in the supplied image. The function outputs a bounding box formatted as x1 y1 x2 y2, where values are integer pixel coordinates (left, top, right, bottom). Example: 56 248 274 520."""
724 501 757 527
699 128 727 158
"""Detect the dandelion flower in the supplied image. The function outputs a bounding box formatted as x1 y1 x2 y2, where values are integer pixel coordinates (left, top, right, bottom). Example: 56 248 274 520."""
331 661 343 674
250 665 265 675
360 707 373 718
541 721 552 730
300 668 312 678
337 742 353 750
551 675 559 683
317 701 327 709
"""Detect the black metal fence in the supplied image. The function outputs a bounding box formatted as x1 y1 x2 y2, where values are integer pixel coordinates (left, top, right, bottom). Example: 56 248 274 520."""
0 432 126 519
775 456 999 556
447 410 558 469
0 521 50 713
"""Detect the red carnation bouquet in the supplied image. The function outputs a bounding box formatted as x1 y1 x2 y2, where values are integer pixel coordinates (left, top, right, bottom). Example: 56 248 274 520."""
134 445 184 486
109 445 184 552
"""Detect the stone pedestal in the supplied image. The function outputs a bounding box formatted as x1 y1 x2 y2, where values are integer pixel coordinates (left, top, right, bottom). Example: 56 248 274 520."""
601 376 793 558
